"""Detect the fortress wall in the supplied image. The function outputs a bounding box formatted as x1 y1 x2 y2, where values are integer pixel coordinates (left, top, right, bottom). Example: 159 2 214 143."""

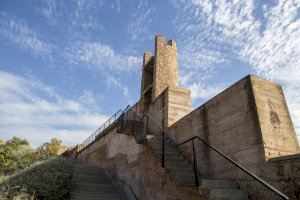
264 154 300 199
168 75 299 175
148 89 167 128
76 127 202 200
166 87 191 127
147 86 191 129
168 75 266 173
251 76 300 159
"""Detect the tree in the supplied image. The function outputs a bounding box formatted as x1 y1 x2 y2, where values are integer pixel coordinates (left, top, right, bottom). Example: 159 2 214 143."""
6 137 29 148
42 138 62 155
0 137 32 174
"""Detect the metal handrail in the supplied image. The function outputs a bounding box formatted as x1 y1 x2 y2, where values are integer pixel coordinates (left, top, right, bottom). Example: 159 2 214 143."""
144 114 289 199
119 110 289 199
145 114 166 167
78 106 130 152
176 136 290 200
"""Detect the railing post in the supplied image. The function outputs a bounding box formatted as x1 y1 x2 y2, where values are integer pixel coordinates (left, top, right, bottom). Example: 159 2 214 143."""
192 139 199 186
162 130 165 168
145 115 148 143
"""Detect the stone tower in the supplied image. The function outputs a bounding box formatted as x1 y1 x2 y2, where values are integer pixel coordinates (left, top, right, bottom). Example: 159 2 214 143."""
140 35 191 127
141 35 181 111
153 35 179 100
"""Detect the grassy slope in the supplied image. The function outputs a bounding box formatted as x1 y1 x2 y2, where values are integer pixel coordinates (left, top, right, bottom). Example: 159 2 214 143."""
0 157 74 200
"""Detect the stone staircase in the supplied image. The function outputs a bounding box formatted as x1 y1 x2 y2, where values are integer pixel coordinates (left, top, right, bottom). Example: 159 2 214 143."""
70 164 129 200
200 179 248 200
118 114 250 199
147 134 196 187
148 136 248 200
148 134 249 199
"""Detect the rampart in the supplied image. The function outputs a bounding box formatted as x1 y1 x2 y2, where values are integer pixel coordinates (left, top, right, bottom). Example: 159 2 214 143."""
65 35 300 200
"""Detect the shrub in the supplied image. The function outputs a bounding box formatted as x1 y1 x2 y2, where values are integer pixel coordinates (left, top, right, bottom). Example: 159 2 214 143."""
0 157 74 200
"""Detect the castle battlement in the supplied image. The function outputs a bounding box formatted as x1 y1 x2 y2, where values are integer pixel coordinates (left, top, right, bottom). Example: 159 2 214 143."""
70 35 300 200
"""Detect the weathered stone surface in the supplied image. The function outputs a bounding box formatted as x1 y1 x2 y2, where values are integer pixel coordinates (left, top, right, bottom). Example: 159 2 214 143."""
152 35 179 101
266 154 300 200
73 36 299 200
250 76 300 159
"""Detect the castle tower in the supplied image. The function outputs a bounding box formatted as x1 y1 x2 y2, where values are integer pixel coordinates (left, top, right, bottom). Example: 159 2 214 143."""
140 35 180 111
152 35 179 100
140 35 191 127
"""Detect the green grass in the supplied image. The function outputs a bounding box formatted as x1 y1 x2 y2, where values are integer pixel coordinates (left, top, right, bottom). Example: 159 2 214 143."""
0 157 74 200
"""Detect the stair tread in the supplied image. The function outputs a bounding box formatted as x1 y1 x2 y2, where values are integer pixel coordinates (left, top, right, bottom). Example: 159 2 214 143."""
201 179 238 190
70 164 128 200
209 188 249 200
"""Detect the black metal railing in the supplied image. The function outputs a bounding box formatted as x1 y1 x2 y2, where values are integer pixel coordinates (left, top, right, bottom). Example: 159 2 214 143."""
118 105 132 130
118 110 290 199
140 113 289 199
176 136 289 199
78 107 129 152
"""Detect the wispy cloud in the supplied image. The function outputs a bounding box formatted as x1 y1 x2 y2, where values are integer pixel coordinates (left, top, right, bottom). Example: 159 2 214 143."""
38 0 123 33
0 70 108 147
105 74 132 103
171 0 300 140
126 0 155 41
171 0 259 80
66 42 141 72
188 82 224 104
0 13 55 59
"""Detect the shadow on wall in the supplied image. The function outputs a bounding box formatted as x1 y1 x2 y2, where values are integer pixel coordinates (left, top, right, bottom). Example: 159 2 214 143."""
0 157 74 200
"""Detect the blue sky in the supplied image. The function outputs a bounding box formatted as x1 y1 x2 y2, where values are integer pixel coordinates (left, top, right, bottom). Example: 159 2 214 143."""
0 0 299 147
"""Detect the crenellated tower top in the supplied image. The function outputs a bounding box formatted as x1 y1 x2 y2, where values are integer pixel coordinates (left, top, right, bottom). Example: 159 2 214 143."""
140 35 179 110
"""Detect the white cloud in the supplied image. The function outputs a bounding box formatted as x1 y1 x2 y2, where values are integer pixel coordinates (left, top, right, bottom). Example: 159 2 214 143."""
66 42 141 72
105 75 132 103
171 0 300 140
0 70 109 147
38 0 123 33
126 0 155 41
188 82 224 103
0 14 55 58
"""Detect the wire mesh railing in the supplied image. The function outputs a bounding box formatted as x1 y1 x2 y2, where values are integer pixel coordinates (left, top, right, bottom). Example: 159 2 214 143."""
176 136 290 200
116 110 290 199
141 114 289 200
77 107 128 152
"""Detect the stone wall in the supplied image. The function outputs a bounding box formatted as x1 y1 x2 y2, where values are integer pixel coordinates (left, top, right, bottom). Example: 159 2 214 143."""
166 86 191 127
266 154 300 199
148 89 167 128
168 75 266 173
167 75 299 173
74 35 300 199
152 35 179 101
147 86 191 129
141 51 153 96
251 76 300 159
77 126 204 200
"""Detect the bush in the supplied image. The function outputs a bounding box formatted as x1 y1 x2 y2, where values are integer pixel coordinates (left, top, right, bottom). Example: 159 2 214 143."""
0 137 52 175
0 157 74 200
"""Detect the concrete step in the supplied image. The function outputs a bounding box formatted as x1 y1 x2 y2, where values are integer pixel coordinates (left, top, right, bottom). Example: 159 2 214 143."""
149 145 183 155
164 159 190 167
152 153 188 164
208 188 249 200
72 184 121 191
175 176 197 187
148 138 175 146
71 193 128 200
168 164 192 170
70 163 129 200
201 179 238 190
147 133 200 187
148 139 176 147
